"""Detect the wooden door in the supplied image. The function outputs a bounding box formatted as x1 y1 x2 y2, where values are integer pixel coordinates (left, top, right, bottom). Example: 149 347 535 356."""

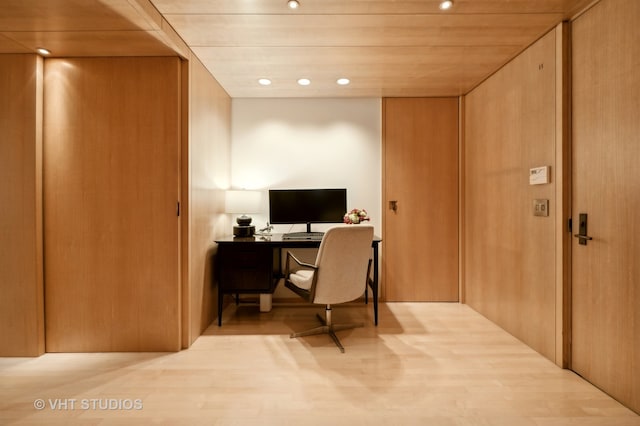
571 0 640 413
383 98 459 301
44 57 182 352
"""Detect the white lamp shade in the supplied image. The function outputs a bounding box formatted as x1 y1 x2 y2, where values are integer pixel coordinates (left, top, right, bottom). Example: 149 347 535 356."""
225 190 262 214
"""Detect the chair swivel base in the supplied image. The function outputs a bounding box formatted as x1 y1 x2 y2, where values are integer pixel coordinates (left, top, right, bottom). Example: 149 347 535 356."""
290 313 364 353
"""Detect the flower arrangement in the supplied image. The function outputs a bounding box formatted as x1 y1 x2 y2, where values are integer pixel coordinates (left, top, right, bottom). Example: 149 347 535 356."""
343 208 370 224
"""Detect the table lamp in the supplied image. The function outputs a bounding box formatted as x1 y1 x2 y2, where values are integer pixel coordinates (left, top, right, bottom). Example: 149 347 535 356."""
225 190 262 237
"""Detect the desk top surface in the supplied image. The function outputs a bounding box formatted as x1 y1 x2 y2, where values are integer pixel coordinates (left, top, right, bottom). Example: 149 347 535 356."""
215 233 381 245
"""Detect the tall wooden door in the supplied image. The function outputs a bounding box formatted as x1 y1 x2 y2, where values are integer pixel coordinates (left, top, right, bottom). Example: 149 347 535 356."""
571 0 640 413
44 57 182 352
383 98 459 301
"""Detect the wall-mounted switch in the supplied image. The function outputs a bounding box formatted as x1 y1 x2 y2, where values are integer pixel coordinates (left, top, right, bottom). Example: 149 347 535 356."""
533 199 549 217
529 166 550 185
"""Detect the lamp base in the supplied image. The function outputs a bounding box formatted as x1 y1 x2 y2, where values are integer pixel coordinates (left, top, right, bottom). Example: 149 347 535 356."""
236 215 252 226
233 225 255 237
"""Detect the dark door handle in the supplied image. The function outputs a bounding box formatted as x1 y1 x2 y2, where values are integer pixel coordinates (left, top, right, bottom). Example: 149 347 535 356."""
574 213 592 245
389 200 398 212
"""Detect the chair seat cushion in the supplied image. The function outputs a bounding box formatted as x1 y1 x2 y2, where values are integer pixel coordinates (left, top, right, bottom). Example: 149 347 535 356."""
288 269 315 290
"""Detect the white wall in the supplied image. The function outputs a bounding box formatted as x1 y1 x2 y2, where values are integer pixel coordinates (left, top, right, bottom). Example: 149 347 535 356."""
231 98 382 236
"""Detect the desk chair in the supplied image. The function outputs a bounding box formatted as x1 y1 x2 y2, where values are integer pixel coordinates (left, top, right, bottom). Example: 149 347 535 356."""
284 224 374 352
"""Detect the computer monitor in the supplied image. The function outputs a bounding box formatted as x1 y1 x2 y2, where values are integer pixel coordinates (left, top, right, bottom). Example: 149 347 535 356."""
269 188 347 233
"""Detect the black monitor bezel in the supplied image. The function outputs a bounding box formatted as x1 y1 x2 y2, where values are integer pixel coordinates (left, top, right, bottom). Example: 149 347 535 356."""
268 188 347 226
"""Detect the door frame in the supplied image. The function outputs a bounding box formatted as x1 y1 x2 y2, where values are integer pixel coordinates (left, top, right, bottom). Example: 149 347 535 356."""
555 22 573 369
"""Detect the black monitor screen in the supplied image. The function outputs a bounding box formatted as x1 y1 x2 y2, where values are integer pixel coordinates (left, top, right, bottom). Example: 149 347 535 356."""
269 188 347 225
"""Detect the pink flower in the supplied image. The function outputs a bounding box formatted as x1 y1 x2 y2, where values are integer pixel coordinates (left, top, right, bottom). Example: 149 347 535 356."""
343 208 370 224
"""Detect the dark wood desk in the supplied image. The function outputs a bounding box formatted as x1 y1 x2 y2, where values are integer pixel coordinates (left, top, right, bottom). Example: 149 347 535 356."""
215 233 381 326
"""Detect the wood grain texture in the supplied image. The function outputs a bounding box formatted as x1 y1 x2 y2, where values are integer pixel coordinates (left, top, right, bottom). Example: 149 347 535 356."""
183 55 231 347
555 22 573 368
1 303 639 424
0 0 178 56
155 0 593 98
43 57 182 352
169 14 560 47
192 45 522 98
153 0 595 15
383 97 459 302
4 30 179 57
458 96 466 304
0 54 44 356
464 29 557 361
571 0 640 413
0 0 596 98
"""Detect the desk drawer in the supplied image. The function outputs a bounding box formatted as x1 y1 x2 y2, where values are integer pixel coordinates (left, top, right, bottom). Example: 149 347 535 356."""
218 245 276 292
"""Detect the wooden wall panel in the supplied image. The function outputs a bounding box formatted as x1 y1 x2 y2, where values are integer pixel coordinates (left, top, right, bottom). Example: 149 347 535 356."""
571 0 640 413
44 57 182 352
555 22 572 368
383 97 459 302
183 55 231 347
464 29 558 360
0 54 44 356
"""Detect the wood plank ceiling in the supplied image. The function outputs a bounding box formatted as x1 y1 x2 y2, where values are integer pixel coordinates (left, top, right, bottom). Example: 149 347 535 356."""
0 0 594 98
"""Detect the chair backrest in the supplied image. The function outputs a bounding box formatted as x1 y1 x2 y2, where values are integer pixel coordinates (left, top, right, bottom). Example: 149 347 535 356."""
311 224 374 305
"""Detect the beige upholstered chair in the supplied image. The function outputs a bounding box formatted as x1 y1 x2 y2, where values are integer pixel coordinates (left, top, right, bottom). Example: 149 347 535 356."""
285 224 374 352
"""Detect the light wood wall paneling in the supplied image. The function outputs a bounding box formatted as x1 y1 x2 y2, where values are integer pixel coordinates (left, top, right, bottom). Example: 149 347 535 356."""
383 97 459 302
0 54 44 356
464 29 558 361
555 21 573 368
571 0 640 413
183 55 231 347
458 95 466 303
44 57 182 352
180 57 190 349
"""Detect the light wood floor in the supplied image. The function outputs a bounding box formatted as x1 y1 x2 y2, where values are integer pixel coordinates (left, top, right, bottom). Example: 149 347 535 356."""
1 303 639 425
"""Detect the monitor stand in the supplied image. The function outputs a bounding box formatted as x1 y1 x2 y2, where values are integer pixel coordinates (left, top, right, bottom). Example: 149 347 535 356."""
282 223 324 240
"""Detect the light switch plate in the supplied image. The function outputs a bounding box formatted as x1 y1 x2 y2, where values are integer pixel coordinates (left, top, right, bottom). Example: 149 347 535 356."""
533 199 549 217
529 166 550 185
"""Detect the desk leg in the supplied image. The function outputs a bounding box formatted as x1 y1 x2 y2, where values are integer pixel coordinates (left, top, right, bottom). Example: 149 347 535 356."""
369 280 379 326
372 243 379 326
218 288 223 326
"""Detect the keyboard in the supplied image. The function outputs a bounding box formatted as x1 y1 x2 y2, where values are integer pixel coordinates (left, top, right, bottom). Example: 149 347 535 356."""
283 232 325 240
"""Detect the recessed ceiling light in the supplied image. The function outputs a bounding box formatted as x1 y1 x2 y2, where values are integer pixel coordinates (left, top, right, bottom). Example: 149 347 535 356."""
337 78 350 86
36 48 51 55
287 0 300 9
439 0 453 10
258 78 272 86
297 78 311 86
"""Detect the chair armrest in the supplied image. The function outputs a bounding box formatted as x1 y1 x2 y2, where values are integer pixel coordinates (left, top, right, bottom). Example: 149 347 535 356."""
285 251 317 277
